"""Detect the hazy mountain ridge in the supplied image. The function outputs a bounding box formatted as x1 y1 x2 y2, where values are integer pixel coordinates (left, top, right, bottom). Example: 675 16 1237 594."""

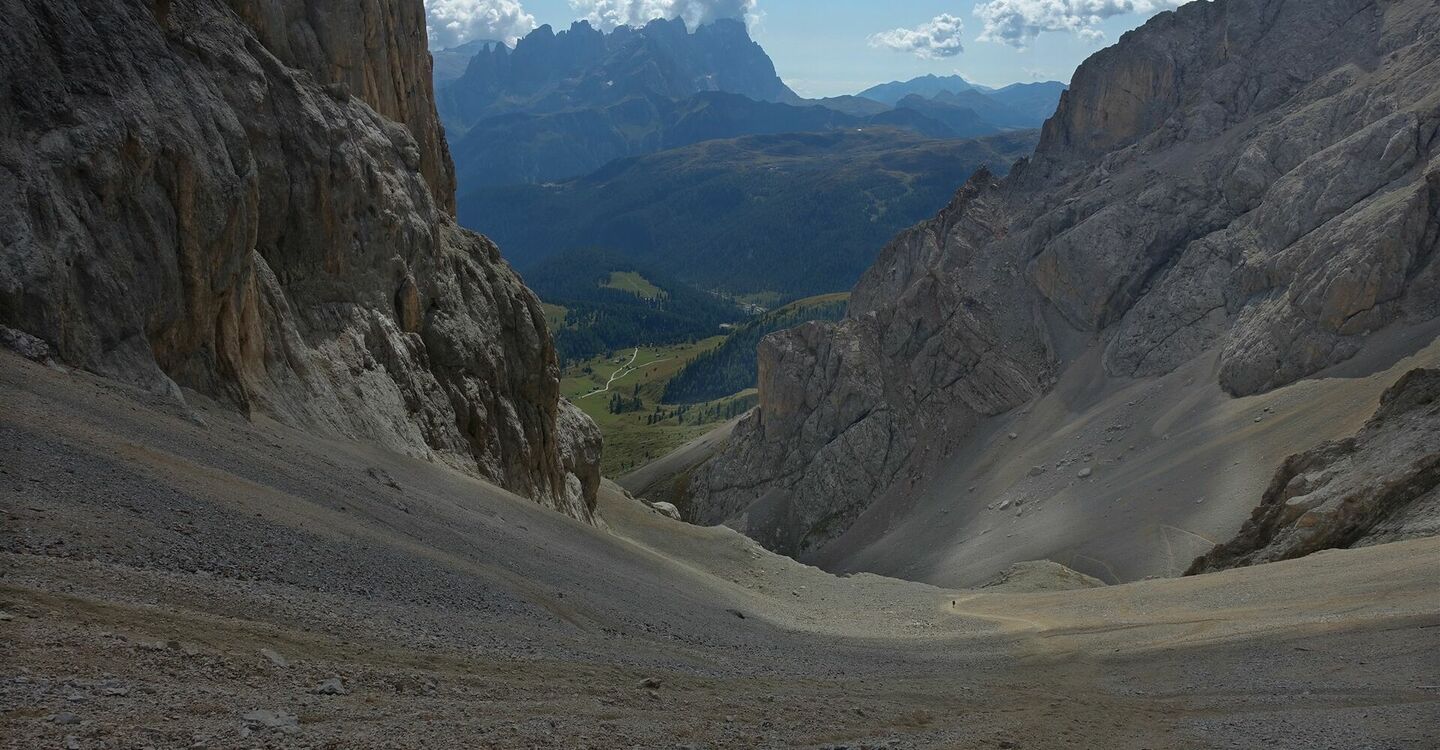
448 90 861 187
460 128 1039 296
432 38 504 89
439 28 1065 188
856 75 1069 128
857 74 995 106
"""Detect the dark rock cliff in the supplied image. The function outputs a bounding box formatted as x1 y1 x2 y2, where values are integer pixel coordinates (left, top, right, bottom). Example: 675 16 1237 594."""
688 0 1440 556
0 0 601 520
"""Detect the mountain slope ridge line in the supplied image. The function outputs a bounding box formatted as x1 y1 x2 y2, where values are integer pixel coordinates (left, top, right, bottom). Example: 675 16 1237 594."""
684 0 1440 582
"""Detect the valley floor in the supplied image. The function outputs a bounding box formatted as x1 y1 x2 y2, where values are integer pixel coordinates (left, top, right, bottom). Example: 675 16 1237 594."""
559 339 750 476
2 353 1438 749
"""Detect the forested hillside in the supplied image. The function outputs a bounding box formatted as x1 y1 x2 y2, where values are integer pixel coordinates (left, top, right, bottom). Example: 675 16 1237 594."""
525 249 742 363
467 129 1037 297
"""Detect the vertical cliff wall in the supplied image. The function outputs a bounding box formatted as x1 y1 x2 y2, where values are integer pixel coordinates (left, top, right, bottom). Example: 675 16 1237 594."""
222 0 457 214
0 0 601 519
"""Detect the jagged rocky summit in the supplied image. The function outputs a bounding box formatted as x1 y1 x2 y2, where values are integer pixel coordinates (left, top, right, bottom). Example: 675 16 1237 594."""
0 0 602 520
438 16 820 187
687 0 1440 557
438 17 798 134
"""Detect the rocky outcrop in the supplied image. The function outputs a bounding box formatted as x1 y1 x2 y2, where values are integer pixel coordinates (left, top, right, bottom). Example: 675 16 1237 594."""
0 326 53 365
688 171 1057 554
689 0 1440 556
1189 369 1440 573
0 0 601 520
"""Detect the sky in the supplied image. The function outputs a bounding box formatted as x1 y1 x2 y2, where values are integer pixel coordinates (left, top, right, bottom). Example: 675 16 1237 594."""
422 0 1190 97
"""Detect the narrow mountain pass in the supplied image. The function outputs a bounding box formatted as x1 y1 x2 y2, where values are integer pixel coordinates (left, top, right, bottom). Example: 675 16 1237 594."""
4 0 1438 747
6 353 1435 749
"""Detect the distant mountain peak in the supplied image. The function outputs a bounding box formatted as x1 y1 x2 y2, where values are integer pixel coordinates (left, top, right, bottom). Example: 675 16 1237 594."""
432 38 507 89
441 38 504 54
438 12 797 137
857 74 981 106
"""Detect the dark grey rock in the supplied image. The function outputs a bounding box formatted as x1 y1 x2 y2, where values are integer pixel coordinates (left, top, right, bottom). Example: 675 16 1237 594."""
0 327 51 363
310 678 348 696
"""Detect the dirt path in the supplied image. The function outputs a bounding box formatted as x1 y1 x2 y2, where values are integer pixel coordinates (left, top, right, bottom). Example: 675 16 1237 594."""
581 347 641 398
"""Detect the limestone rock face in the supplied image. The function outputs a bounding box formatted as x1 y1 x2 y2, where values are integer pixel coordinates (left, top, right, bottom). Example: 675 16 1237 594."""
689 173 1056 555
1189 369 1440 573
0 0 600 520
224 0 457 213
689 0 1440 555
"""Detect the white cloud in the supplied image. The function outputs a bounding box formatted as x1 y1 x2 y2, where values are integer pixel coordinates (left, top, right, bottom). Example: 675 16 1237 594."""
569 0 759 31
974 0 1186 48
424 0 537 49
868 13 966 59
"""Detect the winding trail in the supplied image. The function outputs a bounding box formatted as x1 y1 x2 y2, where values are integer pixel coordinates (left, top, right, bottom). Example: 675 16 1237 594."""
582 348 640 398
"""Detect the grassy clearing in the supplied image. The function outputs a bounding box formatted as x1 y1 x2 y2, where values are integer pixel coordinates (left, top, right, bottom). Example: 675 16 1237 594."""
561 337 757 475
773 291 850 314
602 271 664 300
732 290 783 310
541 303 569 330
560 290 853 474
